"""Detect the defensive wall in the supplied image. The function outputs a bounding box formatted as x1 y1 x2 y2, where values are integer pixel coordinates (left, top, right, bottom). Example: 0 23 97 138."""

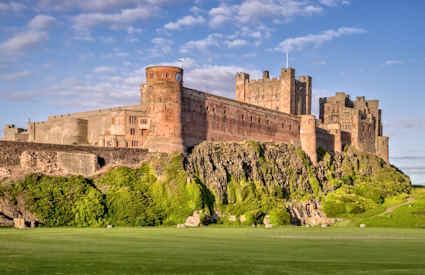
181 88 301 149
0 140 150 172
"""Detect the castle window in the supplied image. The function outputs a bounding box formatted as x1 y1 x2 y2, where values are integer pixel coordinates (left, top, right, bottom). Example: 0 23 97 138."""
276 106 279 111
130 128 136 135
140 119 147 125
129 116 137 124
132 140 138 147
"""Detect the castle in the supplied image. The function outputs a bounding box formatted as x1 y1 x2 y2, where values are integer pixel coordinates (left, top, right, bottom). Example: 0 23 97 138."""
3 65 389 164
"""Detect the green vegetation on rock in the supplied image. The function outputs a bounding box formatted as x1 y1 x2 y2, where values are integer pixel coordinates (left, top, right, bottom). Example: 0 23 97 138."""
0 141 414 228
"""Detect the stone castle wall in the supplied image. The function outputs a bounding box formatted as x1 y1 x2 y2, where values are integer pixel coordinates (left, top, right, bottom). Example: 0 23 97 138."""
235 68 311 116
182 88 301 149
0 140 150 169
2 65 389 165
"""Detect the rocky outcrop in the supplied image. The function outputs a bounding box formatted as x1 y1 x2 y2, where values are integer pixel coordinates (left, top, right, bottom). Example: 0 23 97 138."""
185 141 317 203
286 200 341 225
0 213 13 227
185 141 410 225
0 196 39 227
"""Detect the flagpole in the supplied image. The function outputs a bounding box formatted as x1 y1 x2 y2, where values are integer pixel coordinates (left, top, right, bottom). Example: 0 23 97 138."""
286 49 289 68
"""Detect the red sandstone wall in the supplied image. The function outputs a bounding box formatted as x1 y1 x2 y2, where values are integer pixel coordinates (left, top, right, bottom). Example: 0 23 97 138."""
316 127 335 153
357 120 376 153
182 88 301 149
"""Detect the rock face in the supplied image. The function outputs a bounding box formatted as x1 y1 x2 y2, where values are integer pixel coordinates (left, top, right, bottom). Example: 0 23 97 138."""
185 141 318 204
0 196 39 227
286 200 339 225
185 141 409 225
0 214 13 227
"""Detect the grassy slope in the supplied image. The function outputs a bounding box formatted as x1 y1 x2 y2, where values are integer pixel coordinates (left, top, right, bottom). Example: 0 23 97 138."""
0 227 425 275
338 187 425 228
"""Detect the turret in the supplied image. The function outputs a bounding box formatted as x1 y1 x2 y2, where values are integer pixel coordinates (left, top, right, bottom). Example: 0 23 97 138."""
142 66 185 153
235 72 250 102
300 115 317 165
299 75 312 115
280 67 296 114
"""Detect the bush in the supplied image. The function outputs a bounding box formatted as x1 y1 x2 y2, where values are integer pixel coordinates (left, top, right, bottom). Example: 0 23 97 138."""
269 208 291 225
240 212 255 225
6 174 105 227
322 187 377 217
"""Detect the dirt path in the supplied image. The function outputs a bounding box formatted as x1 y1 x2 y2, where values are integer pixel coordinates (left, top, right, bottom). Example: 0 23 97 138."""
377 197 415 217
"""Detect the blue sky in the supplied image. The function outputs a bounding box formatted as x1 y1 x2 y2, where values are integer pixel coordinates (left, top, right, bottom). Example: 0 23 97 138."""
0 0 424 185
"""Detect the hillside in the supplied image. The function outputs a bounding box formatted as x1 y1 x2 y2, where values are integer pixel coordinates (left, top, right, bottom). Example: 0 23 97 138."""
0 141 412 228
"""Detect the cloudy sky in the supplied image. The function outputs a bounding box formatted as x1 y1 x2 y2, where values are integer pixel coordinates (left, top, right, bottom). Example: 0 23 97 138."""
0 0 424 185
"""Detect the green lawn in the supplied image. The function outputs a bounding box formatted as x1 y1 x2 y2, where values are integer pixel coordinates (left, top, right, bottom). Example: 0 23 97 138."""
0 227 425 274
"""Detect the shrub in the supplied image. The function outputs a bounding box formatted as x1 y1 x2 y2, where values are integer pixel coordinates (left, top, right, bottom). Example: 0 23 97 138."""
240 212 255 225
6 174 105 227
322 187 377 217
269 208 291 225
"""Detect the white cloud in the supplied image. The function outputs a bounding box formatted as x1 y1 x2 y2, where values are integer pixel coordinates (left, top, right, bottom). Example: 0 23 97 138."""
127 25 142 34
36 0 174 12
180 33 222 53
190 6 203 15
150 37 173 56
319 0 350 7
0 31 48 53
0 2 26 12
208 0 323 28
72 7 154 30
0 14 56 54
163 15 205 30
385 60 404 65
276 27 366 52
184 65 261 98
208 4 237 28
225 39 248 48
94 66 116 73
28 15 56 30
0 70 32 81
238 0 323 23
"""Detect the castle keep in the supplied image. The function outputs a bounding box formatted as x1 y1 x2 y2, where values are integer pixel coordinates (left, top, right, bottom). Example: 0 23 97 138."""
3 65 389 164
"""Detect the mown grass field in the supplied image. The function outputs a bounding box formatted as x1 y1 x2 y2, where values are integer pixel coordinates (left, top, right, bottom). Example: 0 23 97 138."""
1 226 425 275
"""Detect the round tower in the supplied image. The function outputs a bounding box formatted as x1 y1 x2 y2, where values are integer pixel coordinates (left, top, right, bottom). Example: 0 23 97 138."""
143 66 185 153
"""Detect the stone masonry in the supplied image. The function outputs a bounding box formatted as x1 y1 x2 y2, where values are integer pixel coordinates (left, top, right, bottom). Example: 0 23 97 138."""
2 64 390 164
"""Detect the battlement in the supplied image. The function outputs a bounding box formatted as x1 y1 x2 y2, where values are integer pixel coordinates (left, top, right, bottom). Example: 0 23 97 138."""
235 66 311 116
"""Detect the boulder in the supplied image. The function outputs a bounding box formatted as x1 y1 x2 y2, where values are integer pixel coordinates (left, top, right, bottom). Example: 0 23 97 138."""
13 218 27 229
185 211 200 227
228 215 237 222
360 224 366 228
321 224 328 228
263 215 271 225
